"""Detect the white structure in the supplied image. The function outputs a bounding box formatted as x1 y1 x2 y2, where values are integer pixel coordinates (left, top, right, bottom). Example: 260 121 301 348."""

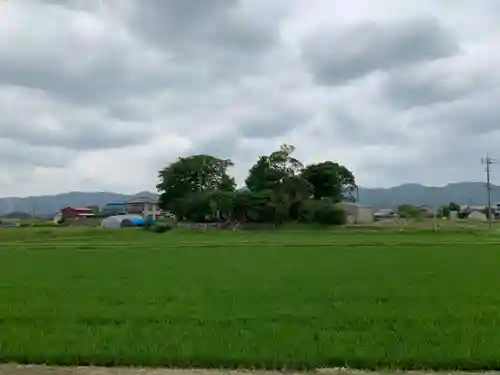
101 214 142 228
468 211 487 221
53 213 62 224
125 197 159 218
336 202 374 224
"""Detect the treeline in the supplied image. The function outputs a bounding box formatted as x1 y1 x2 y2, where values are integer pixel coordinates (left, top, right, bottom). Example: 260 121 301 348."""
157 144 357 225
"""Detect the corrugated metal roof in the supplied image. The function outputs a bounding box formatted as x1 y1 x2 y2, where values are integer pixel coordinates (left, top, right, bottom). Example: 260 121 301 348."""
65 207 93 212
126 196 158 204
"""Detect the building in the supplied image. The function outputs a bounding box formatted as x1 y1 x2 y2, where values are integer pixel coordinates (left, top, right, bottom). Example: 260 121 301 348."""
336 202 374 224
125 196 160 219
60 206 94 219
101 202 127 217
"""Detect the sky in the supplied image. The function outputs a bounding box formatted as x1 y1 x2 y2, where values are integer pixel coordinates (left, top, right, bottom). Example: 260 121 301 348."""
1 0 500 196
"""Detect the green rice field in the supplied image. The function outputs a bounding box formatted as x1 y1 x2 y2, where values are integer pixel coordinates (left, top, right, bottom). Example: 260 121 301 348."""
1 227 500 370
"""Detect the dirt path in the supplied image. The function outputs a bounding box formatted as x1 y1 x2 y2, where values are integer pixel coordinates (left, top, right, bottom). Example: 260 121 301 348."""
0 366 497 375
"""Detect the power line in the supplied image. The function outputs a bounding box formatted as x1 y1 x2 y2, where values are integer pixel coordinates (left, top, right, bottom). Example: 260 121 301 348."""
481 154 496 230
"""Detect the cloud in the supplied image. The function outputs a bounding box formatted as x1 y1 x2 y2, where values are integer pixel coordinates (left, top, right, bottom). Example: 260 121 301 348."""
379 49 500 108
0 86 149 150
0 0 500 197
300 16 459 85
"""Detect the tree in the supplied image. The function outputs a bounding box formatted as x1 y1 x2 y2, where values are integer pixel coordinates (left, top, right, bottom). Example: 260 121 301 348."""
245 144 312 221
301 161 356 202
157 155 236 218
448 202 460 212
245 144 303 192
437 205 450 218
232 189 289 225
86 205 99 215
438 202 460 218
397 204 422 219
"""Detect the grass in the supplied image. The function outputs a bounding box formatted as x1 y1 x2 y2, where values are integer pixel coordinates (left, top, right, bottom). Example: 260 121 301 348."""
1 227 500 370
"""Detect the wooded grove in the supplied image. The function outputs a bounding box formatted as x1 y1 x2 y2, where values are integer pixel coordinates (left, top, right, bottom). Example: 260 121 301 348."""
157 144 356 225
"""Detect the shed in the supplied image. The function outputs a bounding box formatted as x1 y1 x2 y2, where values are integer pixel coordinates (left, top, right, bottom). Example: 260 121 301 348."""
335 202 374 224
101 215 155 228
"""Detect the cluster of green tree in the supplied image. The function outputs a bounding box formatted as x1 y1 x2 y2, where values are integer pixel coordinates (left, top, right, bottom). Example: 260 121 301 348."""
437 202 461 218
157 144 356 225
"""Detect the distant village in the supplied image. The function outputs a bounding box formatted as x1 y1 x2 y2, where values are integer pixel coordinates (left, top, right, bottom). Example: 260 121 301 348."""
0 196 168 228
0 195 499 229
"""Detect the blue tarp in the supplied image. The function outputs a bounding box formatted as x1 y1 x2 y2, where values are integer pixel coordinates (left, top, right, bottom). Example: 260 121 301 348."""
127 217 156 226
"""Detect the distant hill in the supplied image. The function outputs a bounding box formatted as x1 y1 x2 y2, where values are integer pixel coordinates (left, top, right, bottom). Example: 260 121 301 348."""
358 182 497 208
0 182 496 216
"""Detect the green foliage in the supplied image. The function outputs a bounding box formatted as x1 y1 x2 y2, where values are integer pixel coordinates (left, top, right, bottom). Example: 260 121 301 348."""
397 204 423 219
245 144 303 192
156 144 355 225
157 154 236 216
301 161 356 202
312 202 346 225
1 230 500 369
438 202 461 218
449 202 460 212
298 199 345 225
437 205 450 218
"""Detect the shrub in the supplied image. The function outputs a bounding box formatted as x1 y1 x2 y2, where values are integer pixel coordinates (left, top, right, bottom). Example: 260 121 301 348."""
143 217 154 229
313 203 346 226
154 224 172 233
298 199 346 226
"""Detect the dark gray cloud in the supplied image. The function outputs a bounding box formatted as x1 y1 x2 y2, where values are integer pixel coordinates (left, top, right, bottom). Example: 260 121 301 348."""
421 88 500 135
379 58 496 109
301 16 459 85
126 0 278 56
0 139 70 168
0 87 150 150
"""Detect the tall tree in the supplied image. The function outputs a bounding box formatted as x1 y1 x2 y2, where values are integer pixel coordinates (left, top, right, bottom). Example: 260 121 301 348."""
245 144 312 220
157 155 236 216
301 161 356 202
245 144 303 192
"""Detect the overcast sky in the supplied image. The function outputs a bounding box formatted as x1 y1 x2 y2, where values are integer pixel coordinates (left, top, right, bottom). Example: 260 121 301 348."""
1 0 499 196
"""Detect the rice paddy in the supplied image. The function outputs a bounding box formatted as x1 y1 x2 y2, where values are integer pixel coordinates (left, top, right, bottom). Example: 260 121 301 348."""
1 227 500 370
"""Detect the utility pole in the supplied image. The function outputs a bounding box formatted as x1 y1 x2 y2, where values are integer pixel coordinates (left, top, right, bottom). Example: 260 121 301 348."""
481 154 496 230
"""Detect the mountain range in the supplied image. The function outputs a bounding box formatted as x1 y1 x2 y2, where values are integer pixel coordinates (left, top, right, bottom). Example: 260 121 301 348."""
0 182 496 217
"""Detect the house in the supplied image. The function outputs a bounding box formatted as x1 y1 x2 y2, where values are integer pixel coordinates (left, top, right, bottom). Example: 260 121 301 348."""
101 202 127 217
60 206 95 219
125 196 160 219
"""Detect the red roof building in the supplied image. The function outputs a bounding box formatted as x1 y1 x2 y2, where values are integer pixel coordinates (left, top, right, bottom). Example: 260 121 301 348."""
60 206 95 219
